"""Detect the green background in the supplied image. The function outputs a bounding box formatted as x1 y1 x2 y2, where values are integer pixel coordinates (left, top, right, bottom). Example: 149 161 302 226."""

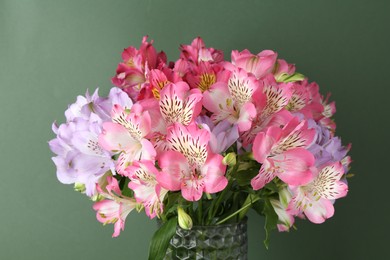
1 0 388 259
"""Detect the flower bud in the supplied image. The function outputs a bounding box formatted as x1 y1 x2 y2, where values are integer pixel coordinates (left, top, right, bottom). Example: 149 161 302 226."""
74 182 86 193
279 187 292 208
178 207 193 230
223 152 236 166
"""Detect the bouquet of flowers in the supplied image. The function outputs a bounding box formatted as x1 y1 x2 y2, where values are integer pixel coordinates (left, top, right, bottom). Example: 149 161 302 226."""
49 36 351 258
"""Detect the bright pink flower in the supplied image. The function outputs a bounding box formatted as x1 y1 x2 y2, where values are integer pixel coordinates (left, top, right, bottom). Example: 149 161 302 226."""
93 176 137 237
126 161 168 219
112 36 167 101
287 162 348 224
203 68 258 132
251 118 316 190
157 123 227 201
180 37 224 65
231 49 277 79
98 104 156 174
186 61 218 92
121 36 167 71
111 63 146 101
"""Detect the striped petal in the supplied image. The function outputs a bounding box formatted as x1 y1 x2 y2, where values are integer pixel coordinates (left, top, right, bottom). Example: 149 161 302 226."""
308 162 348 200
271 120 316 154
261 82 292 119
251 160 276 190
228 68 258 106
166 123 209 167
159 82 202 126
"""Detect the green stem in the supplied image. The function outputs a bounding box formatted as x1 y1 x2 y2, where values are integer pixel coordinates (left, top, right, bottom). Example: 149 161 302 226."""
197 198 203 225
215 196 261 225
207 163 240 224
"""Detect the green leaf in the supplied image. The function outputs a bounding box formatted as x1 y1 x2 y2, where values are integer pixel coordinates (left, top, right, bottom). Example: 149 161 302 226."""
148 217 178 260
238 193 260 219
263 198 278 249
264 181 279 193
235 168 259 186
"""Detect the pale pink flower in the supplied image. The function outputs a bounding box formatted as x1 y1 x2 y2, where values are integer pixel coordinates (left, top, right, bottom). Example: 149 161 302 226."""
126 161 168 219
251 117 316 190
287 162 348 224
98 104 156 174
93 176 137 237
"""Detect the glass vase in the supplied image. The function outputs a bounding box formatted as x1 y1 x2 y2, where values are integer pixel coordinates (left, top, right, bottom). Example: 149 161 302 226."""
165 218 248 260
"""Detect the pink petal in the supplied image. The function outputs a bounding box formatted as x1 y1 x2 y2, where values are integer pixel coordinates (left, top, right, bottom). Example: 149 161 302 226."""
252 127 281 163
236 102 256 132
251 161 276 190
98 122 136 151
272 148 314 186
304 198 334 224
202 153 228 194
157 151 188 191
181 179 204 201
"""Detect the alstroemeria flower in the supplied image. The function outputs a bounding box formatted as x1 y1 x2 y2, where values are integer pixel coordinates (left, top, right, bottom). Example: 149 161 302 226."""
186 61 218 92
159 81 203 126
125 161 168 219
49 88 132 196
196 116 239 154
180 37 224 65
230 49 277 79
98 104 156 174
157 123 227 201
251 117 316 190
287 162 348 224
112 36 167 101
242 75 294 146
203 68 258 132
93 176 137 237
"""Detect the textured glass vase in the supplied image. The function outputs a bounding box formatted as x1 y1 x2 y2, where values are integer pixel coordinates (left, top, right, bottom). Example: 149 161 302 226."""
165 218 248 260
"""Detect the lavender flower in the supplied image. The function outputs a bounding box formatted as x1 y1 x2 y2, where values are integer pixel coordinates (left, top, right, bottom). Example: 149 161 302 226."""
49 88 132 196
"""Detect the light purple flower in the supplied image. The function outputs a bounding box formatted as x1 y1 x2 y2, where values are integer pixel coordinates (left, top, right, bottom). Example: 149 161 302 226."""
49 88 132 196
307 119 349 169
196 116 239 153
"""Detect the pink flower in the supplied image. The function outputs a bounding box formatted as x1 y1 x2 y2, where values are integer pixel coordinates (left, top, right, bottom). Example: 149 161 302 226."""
231 49 277 79
251 117 316 190
159 81 203 126
287 162 348 224
98 104 156 174
180 37 224 65
125 161 168 219
203 68 258 132
111 36 167 101
157 123 227 201
93 176 137 237
186 61 218 92
241 75 294 146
